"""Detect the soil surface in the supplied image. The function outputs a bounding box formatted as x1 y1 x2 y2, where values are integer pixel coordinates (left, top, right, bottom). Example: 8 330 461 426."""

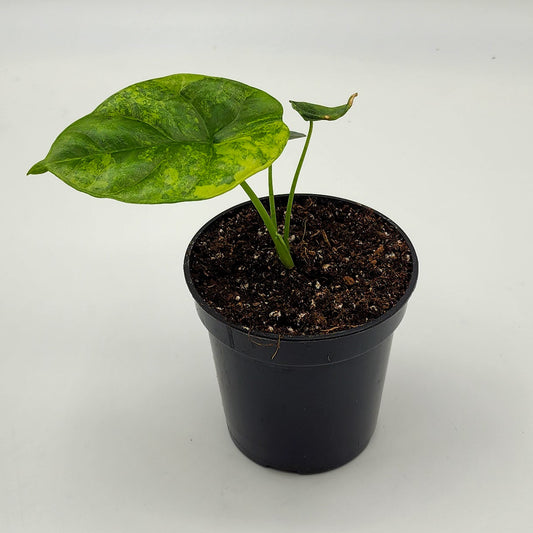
189 196 413 336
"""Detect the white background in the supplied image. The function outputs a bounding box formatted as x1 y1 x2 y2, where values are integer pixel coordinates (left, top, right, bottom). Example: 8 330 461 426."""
2 0 532 531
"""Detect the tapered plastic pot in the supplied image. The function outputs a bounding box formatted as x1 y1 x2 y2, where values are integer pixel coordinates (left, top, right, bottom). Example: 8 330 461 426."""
184 194 418 474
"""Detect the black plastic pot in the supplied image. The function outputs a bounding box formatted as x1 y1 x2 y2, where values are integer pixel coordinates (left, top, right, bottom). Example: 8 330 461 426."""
184 194 418 474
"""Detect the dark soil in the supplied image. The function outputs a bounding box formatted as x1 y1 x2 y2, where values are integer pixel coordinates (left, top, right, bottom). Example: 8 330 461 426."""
189 196 413 336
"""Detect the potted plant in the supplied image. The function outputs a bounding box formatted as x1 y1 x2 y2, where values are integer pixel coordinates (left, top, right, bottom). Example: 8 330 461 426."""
28 74 418 474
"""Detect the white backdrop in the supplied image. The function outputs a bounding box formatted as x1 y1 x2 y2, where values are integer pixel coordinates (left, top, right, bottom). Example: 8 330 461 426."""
2 1 532 531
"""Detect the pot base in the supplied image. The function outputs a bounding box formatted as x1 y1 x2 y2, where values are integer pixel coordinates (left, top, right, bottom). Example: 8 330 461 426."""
228 427 373 474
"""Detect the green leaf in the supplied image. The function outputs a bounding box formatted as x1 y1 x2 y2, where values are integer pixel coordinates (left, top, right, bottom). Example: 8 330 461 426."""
28 74 290 203
290 93 357 122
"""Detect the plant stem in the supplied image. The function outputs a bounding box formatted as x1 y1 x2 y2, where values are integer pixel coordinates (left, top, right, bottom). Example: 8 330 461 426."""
240 181 294 269
283 120 314 245
268 165 277 227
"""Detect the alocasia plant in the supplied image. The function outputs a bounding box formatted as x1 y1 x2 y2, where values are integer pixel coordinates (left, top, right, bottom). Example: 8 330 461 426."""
28 74 356 269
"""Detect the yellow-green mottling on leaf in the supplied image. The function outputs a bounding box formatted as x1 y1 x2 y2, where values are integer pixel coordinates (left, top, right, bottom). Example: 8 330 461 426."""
28 74 290 203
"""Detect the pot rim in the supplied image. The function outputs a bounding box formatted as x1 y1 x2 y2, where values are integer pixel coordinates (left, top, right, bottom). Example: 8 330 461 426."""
184 192 418 343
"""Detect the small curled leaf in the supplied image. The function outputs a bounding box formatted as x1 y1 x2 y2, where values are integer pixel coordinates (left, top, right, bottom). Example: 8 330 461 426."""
290 93 357 122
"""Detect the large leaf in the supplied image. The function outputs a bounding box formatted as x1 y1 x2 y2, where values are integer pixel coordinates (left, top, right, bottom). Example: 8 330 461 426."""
290 93 357 121
28 74 290 203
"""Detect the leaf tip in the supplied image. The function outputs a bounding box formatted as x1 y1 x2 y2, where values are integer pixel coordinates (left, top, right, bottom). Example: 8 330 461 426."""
289 130 306 140
347 92 358 108
27 160 48 175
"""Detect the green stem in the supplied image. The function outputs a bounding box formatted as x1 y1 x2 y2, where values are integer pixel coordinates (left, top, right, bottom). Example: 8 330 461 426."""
283 120 314 245
240 181 294 269
268 165 277 227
